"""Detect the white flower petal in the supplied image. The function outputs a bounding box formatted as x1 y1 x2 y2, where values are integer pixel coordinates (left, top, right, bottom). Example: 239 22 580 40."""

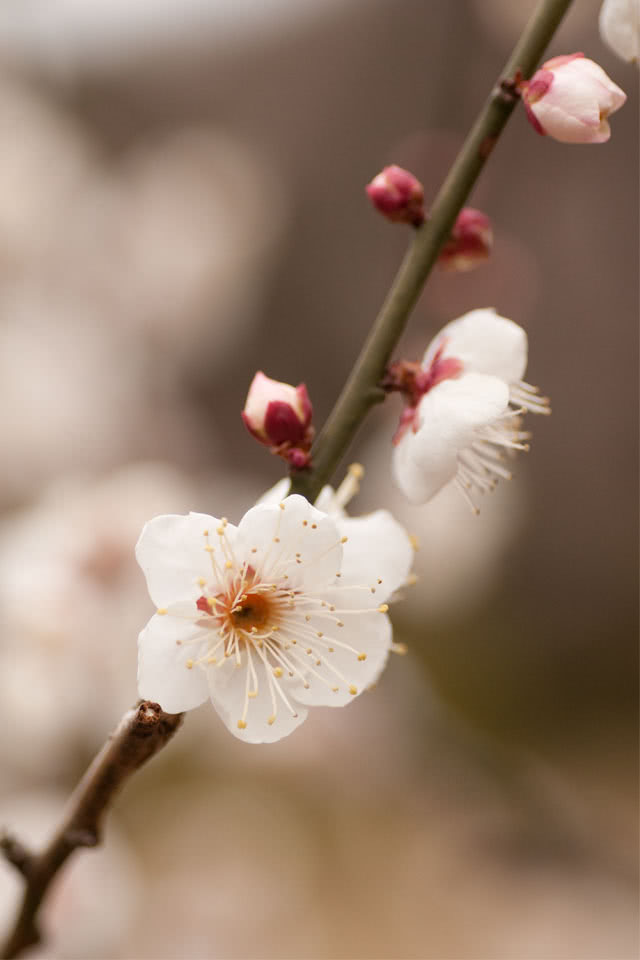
138 611 210 712
336 510 413 600
287 604 392 707
423 308 528 383
235 494 342 590
207 659 308 744
600 0 639 64
393 373 510 504
254 477 290 507
136 512 235 607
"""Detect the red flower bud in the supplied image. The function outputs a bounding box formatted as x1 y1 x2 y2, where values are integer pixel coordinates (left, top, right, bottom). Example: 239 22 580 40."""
366 165 425 226
438 208 493 272
242 372 314 468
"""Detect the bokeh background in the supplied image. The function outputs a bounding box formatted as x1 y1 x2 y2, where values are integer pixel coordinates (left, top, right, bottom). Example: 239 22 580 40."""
0 1 637 957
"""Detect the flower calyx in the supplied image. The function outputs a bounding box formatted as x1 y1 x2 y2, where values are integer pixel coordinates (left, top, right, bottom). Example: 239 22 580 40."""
242 371 314 470
382 349 464 444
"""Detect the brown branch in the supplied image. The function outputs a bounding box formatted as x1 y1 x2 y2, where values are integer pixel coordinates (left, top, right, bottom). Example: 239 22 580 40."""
1 701 184 960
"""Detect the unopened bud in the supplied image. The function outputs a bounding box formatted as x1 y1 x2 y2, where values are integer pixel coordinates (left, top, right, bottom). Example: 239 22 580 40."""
242 371 314 468
520 53 626 144
366 165 425 226
438 208 493 272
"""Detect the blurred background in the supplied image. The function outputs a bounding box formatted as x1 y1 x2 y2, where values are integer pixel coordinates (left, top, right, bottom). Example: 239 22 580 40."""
0 0 637 957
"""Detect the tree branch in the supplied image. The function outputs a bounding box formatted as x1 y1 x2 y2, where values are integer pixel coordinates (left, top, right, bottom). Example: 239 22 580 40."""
289 0 574 502
1 701 184 960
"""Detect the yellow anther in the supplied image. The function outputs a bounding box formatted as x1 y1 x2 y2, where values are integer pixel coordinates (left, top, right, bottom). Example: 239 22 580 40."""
217 526 225 535
203 529 209 536
311 523 317 529
378 603 389 613
186 660 194 670
409 534 420 551
370 587 376 593
204 545 214 553
358 652 367 661
341 536 348 544
207 656 217 664
207 597 216 607
197 577 206 587
273 667 283 678
348 463 364 479
157 607 168 616
316 631 324 638
331 685 339 692
251 547 258 553
328 646 335 653
306 647 312 654
279 502 285 510
348 685 358 695
377 578 383 584
391 642 408 656
336 621 344 628
274 537 280 543
406 573 419 586
302 520 308 527
267 714 276 725
237 720 247 730
225 560 233 569
248 691 258 699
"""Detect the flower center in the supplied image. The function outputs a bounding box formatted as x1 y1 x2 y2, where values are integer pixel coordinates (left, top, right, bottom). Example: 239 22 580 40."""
229 591 272 631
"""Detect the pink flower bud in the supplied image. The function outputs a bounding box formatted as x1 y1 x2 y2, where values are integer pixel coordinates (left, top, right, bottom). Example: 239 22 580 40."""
437 208 493 272
242 372 314 468
366 165 425 226
520 53 627 143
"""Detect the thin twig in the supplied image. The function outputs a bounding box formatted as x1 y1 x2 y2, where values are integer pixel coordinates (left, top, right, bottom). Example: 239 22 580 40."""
1 701 184 960
289 0 574 502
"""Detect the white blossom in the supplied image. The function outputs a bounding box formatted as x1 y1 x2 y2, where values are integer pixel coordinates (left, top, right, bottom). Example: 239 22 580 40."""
136 489 413 743
599 0 639 66
392 308 550 510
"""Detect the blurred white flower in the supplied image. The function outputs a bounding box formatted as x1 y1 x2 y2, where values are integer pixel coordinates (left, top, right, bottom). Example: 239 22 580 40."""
599 0 639 65
0 290 142 502
0 462 242 776
136 491 413 743
392 308 550 509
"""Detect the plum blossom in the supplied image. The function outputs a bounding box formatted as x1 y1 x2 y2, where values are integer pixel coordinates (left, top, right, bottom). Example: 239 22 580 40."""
390 308 550 510
520 54 626 143
599 0 639 66
136 487 413 743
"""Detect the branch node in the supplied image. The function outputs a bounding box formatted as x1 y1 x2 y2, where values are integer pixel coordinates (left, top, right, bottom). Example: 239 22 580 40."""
0 832 34 878
497 70 523 103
